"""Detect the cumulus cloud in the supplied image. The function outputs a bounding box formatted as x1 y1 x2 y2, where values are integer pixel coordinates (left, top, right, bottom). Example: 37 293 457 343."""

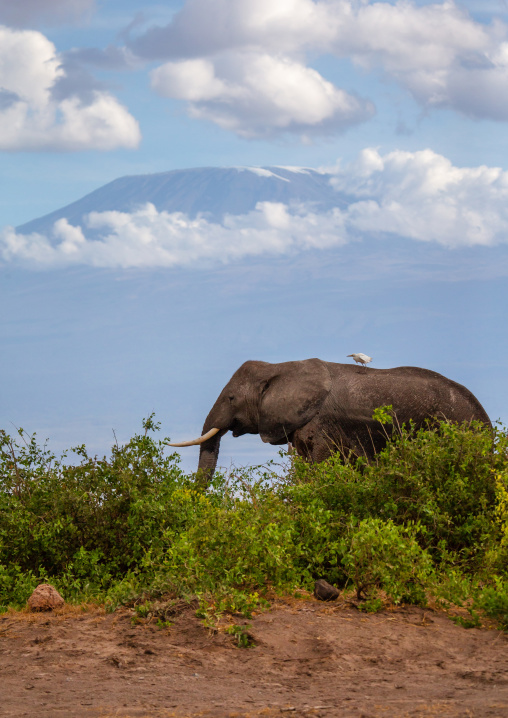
333 1 508 119
141 0 371 137
132 0 334 59
3 149 508 269
151 51 374 138
0 0 94 27
0 25 140 150
331 148 508 247
0 203 348 269
133 0 508 128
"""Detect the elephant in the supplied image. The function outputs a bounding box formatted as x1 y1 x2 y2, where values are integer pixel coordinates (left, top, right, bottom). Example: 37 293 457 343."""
169 359 491 483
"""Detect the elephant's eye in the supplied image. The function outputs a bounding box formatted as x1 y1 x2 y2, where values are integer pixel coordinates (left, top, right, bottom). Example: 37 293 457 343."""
228 395 234 402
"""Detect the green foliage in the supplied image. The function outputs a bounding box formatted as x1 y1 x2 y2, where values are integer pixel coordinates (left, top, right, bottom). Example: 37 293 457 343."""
449 610 482 629
134 602 152 619
372 404 394 425
286 420 505 566
495 471 508 547
196 590 269 622
225 623 254 647
342 518 432 606
474 578 508 629
0 415 507 631
151 477 311 597
0 415 185 606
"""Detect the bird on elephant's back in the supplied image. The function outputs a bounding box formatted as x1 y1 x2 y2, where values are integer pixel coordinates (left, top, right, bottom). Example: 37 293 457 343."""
168 358 491 485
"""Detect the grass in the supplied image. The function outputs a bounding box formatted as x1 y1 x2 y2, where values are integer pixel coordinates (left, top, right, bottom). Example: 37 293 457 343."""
1 413 507 630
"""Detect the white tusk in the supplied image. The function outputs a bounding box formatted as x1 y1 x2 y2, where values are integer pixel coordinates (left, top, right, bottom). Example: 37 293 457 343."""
167 427 220 447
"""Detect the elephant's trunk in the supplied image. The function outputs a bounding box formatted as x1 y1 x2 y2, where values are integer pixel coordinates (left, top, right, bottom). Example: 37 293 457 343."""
195 404 230 487
168 388 234 487
196 426 227 487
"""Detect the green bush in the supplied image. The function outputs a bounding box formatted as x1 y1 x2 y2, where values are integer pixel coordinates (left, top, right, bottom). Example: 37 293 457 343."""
285 420 505 566
158 491 302 593
341 518 433 607
474 578 508 630
0 416 507 628
0 416 185 605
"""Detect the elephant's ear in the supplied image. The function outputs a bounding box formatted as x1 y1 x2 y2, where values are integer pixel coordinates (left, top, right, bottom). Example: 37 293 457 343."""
258 359 332 444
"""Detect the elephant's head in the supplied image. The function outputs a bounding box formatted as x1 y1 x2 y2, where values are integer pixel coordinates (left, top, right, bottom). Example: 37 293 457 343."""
169 359 332 483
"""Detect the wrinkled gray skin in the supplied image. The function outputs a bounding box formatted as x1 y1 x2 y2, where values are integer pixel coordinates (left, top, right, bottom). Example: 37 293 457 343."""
197 359 490 482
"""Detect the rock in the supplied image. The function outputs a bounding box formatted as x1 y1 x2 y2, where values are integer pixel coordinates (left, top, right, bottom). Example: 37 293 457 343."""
27 584 65 612
314 579 340 602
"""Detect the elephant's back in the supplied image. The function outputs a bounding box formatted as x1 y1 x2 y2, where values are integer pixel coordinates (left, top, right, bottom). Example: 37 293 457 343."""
327 362 459 380
325 362 490 425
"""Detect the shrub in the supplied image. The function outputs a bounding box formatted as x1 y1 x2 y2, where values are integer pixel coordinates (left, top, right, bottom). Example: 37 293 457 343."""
341 518 433 607
285 420 506 567
153 481 306 595
474 578 508 630
0 416 185 604
0 417 507 628
495 471 508 547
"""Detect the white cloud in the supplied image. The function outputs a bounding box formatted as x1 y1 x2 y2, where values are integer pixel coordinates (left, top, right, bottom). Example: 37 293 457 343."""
332 148 508 247
137 0 508 128
133 0 334 59
3 149 508 268
0 0 94 27
151 51 374 138
0 203 348 268
0 25 140 151
333 1 508 119
151 59 229 102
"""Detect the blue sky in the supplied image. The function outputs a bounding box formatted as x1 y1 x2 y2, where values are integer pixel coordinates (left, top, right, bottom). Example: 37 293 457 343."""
1 0 507 472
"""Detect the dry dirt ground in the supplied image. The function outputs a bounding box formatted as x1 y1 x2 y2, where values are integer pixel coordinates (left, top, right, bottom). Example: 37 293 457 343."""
1 598 508 718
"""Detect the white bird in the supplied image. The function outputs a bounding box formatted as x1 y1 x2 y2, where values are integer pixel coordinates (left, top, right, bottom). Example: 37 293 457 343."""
347 353 373 367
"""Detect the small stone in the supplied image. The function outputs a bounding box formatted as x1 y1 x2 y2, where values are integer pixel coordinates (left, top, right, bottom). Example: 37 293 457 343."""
314 579 340 602
27 584 65 612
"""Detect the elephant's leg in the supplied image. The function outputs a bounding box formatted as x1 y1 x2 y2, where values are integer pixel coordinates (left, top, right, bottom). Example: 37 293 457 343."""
292 416 344 463
293 416 380 464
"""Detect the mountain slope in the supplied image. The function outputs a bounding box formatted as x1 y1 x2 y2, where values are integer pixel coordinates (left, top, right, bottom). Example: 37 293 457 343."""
17 166 346 236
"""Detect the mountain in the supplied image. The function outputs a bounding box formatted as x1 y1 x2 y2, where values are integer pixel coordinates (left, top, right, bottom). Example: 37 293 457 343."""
16 166 347 236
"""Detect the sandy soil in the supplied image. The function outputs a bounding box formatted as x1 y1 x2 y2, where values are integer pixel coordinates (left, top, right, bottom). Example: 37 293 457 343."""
1 598 507 718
